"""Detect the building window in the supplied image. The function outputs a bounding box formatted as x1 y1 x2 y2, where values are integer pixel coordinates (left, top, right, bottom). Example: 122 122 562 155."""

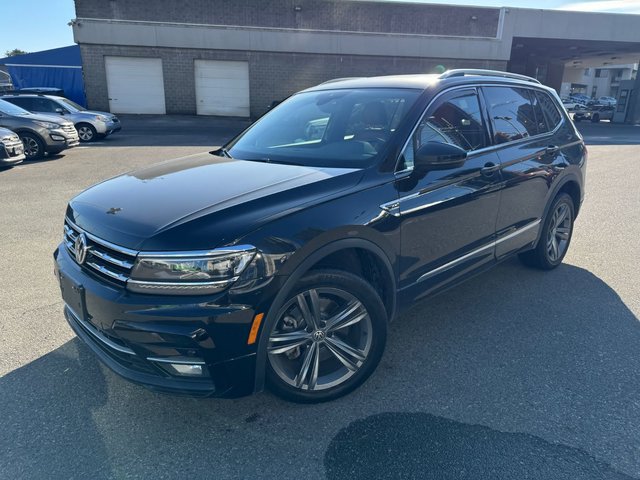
595 69 609 78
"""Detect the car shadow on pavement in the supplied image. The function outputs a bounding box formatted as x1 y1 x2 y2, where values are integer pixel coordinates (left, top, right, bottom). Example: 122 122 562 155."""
324 412 634 479
2 260 640 478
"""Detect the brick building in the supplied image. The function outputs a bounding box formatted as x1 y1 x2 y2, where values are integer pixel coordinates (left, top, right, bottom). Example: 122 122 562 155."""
73 0 640 122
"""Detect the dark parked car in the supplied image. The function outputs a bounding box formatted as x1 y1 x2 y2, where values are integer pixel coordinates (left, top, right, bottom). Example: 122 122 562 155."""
55 70 586 402
0 127 25 167
0 99 79 159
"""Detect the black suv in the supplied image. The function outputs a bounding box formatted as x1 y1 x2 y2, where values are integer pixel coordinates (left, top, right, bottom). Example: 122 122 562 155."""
55 70 586 402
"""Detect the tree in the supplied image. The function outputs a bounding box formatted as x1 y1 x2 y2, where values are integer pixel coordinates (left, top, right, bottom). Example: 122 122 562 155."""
4 49 28 57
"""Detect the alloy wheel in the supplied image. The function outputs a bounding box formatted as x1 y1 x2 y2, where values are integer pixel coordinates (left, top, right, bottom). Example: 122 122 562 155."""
77 126 94 141
546 202 572 262
22 136 40 158
268 287 373 392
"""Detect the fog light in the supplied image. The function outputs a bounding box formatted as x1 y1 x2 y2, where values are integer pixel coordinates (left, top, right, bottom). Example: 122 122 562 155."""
169 363 204 376
50 134 65 141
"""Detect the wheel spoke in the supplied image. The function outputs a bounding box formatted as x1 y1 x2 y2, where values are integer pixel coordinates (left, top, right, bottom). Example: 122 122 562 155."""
295 342 319 389
324 336 366 369
325 300 366 332
551 237 559 260
296 291 321 330
555 205 569 228
555 226 570 240
268 330 310 355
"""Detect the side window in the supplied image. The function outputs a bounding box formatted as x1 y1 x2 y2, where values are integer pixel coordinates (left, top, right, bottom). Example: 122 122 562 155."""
528 89 550 134
32 98 58 113
398 89 487 171
535 91 563 131
483 86 539 143
8 97 34 110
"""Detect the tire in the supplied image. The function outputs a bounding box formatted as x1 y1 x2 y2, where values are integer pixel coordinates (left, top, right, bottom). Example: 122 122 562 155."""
591 114 600 123
76 123 97 142
19 132 45 159
266 269 387 403
519 193 575 270
573 116 581 123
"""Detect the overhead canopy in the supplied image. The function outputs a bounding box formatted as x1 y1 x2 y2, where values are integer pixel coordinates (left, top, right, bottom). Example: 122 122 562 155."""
0 46 86 106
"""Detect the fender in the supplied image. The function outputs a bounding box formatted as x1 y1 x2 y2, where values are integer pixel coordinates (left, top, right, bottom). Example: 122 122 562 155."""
534 170 583 247
253 237 396 393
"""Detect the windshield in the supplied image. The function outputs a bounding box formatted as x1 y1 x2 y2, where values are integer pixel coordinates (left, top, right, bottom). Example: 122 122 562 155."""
58 98 85 112
0 98 30 116
227 88 421 168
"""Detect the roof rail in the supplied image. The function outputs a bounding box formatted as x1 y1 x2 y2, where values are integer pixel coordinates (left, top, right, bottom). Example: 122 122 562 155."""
439 69 541 85
319 77 364 85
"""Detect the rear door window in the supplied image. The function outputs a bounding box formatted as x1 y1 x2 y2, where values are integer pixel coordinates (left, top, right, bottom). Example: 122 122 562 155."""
6 97 35 111
483 86 539 143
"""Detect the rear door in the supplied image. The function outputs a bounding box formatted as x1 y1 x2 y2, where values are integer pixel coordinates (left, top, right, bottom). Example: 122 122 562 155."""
482 86 566 259
394 87 502 300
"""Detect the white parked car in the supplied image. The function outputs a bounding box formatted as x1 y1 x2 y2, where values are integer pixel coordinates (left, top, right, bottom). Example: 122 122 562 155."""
595 96 617 106
561 98 587 111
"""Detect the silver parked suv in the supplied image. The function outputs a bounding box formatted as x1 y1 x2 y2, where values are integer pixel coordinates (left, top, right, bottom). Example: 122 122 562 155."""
1 94 121 142
0 99 79 159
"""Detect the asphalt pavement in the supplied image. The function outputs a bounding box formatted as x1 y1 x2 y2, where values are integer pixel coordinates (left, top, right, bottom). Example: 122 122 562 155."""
1 118 639 479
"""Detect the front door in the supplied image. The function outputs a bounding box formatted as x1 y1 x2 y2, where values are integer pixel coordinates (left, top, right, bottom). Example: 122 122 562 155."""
393 88 502 301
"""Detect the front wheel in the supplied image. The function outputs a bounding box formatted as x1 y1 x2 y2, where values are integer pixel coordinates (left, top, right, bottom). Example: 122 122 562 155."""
20 132 45 159
519 193 575 270
76 123 97 142
266 269 387 403
591 113 600 123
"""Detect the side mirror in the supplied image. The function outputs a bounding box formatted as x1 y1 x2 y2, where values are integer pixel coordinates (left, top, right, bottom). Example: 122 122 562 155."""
414 141 467 171
55 108 65 115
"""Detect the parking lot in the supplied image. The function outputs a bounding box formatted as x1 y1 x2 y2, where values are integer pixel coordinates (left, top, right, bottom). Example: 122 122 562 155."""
1 117 639 479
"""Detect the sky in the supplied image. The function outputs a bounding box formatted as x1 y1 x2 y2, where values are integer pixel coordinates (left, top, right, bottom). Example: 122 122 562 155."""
2 0 640 57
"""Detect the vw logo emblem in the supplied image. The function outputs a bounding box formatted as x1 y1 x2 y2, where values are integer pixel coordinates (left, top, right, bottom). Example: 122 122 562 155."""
312 330 326 342
74 233 89 265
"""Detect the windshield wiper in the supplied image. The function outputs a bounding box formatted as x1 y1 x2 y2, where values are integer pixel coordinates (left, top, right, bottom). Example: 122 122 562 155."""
210 147 233 158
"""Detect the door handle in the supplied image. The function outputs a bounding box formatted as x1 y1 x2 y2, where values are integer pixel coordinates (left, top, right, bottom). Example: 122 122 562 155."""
545 145 559 154
480 162 500 176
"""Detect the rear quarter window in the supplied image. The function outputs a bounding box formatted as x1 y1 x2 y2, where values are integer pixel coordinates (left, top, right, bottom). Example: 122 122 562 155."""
534 91 563 130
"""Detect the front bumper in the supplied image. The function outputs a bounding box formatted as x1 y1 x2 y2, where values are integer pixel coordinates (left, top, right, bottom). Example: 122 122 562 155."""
54 245 275 397
95 120 121 136
0 138 25 166
46 127 80 152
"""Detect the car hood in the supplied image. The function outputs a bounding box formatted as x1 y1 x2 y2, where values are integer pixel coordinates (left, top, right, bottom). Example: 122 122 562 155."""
68 152 363 250
72 110 116 119
24 112 73 125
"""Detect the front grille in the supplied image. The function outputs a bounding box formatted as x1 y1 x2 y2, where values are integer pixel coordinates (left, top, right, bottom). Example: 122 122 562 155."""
61 124 77 134
64 218 138 285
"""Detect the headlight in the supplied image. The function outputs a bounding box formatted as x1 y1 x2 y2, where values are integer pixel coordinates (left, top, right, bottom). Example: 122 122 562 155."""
34 120 60 129
95 115 109 122
127 245 256 295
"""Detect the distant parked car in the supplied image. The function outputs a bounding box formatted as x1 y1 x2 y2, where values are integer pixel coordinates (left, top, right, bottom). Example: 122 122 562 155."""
0 99 79 159
561 98 587 111
1 94 120 142
573 105 615 123
569 93 591 104
595 96 617 107
0 127 25 168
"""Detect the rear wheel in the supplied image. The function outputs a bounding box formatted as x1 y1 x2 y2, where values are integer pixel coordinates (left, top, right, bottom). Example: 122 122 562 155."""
19 132 45 159
266 269 387 403
76 123 97 142
519 193 574 270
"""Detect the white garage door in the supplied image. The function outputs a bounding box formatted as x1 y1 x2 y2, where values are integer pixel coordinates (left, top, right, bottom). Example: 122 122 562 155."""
195 60 250 117
105 57 166 114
